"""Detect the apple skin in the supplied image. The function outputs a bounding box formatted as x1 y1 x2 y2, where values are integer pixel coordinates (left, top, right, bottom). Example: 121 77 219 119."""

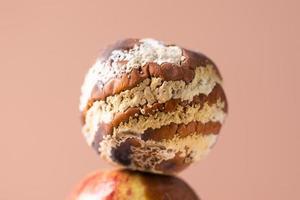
68 169 200 200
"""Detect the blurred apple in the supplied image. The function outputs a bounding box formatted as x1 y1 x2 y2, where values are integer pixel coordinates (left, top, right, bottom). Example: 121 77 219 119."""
68 169 200 200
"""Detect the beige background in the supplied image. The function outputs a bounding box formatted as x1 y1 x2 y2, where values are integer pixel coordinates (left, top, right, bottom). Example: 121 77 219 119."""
0 0 299 199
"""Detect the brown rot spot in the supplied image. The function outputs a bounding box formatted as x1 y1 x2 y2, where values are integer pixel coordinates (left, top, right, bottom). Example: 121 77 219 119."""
91 123 113 154
111 138 140 166
142 121 221 142
91 130 104 154
111 146 131 166
155 154 190 174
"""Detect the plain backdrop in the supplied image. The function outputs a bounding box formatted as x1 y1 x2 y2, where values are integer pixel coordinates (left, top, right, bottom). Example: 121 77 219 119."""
0 0 299 199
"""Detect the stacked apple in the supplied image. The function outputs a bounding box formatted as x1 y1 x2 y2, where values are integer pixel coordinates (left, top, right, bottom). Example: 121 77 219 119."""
70 38 227 200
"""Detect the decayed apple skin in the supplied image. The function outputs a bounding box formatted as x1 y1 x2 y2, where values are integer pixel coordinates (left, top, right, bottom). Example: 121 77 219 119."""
68 169 200 200
80 38 228 174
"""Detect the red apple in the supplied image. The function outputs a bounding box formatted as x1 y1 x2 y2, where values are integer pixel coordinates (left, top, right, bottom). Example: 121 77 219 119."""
69 169 200 200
